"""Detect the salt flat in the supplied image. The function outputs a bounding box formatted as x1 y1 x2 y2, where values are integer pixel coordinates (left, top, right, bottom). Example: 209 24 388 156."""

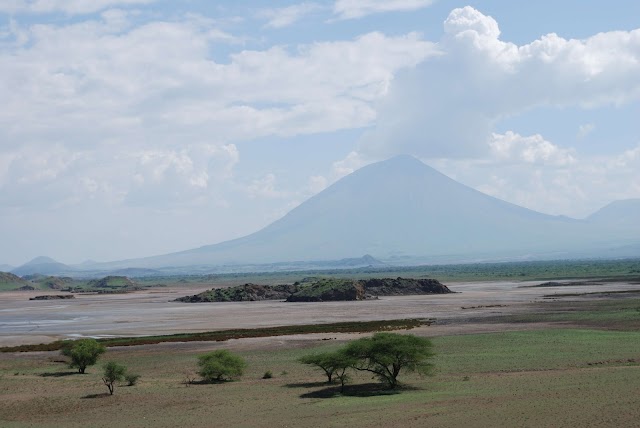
1 281 637 346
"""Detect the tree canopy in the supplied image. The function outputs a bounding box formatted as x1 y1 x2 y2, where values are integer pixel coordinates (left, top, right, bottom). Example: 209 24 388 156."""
299 351 355 391
102 361 127 395
61 338 106 374
344 332 434 389
300 333 435 390
198 350 247 382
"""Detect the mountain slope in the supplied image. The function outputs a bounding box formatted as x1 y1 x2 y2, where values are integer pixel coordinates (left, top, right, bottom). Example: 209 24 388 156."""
586 199 640 231
12 256 73 276
99 155 639 270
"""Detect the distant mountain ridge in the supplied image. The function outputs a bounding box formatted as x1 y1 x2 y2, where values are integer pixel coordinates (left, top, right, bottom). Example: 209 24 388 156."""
11 156 640 274
87 155 639 271
11 256 73 277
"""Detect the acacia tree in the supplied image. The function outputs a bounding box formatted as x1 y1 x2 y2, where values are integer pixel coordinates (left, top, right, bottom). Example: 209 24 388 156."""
343 333 434 389
299 351 355 392
102 361 127 395
61 339 106 374
298 352 339 383
198 350 247 382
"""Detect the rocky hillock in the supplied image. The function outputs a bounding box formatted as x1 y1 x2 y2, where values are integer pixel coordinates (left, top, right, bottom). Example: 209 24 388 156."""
175 283 301 302
286 277 451 302
363 277 451 296
29 295 75 300
177 277 451 303
286 279 366 302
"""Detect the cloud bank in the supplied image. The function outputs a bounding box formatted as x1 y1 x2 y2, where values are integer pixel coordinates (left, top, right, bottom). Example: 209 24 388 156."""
360 6 640 158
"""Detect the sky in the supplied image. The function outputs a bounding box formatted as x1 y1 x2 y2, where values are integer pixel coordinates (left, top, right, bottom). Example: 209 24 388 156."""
1 0 639 266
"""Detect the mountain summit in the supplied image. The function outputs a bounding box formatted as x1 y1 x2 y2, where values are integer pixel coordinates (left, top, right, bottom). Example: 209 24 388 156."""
11 256 72 276
103 155 639 270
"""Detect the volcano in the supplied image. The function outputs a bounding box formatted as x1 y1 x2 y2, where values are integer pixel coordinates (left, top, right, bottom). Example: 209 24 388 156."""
94 155 639 270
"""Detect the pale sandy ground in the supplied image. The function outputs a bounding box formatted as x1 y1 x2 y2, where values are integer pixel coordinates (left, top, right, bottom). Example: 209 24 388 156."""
1 280 638 347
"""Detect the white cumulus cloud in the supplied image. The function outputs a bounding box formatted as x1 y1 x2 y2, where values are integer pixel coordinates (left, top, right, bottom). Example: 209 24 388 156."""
360 6 640 158
261 2 322 29
333 0 435 20
489 132 576 166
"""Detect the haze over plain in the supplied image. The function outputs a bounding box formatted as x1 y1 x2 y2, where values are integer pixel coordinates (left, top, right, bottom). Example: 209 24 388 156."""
1 1 640 266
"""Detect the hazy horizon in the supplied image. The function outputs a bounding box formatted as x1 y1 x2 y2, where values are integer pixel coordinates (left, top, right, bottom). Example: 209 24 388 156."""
1 1 640 265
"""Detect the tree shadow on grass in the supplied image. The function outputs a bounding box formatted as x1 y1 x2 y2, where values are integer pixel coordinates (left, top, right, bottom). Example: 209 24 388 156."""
81 393 111 399
283 381 329 389
40 371 78 377
185 379 233 386
297 383 419 399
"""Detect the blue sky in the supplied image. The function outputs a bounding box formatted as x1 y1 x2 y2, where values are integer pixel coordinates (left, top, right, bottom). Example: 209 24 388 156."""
1 0 639 265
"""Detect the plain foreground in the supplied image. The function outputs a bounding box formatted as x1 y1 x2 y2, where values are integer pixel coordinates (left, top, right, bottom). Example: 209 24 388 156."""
1 281 639 427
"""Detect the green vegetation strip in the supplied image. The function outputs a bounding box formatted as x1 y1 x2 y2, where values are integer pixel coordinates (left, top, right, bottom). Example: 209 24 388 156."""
0 318 429 353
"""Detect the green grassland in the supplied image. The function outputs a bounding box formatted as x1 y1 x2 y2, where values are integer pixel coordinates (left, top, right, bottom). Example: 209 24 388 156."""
1 327 638 427
2 292 640 428
492 297 640 331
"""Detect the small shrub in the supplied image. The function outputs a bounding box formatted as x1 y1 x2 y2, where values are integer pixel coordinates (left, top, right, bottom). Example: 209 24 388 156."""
262 370 273 379
280 370 288 376
183 371 197 386
125 373 140 386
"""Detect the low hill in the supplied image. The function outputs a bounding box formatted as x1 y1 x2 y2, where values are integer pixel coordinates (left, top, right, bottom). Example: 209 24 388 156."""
38 276 74 290
86 276 136 289
0 272 28 291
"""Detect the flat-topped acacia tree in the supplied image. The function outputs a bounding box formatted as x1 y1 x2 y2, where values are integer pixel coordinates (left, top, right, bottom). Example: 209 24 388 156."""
344 333 435 389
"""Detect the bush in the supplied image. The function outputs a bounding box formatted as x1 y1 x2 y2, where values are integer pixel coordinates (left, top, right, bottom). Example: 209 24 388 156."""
60 339 106 374
197 350 247 382
125 373 141 386
262 370 273 379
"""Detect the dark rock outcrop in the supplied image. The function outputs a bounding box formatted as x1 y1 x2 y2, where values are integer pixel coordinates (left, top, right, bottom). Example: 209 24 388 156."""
29 295 75 300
